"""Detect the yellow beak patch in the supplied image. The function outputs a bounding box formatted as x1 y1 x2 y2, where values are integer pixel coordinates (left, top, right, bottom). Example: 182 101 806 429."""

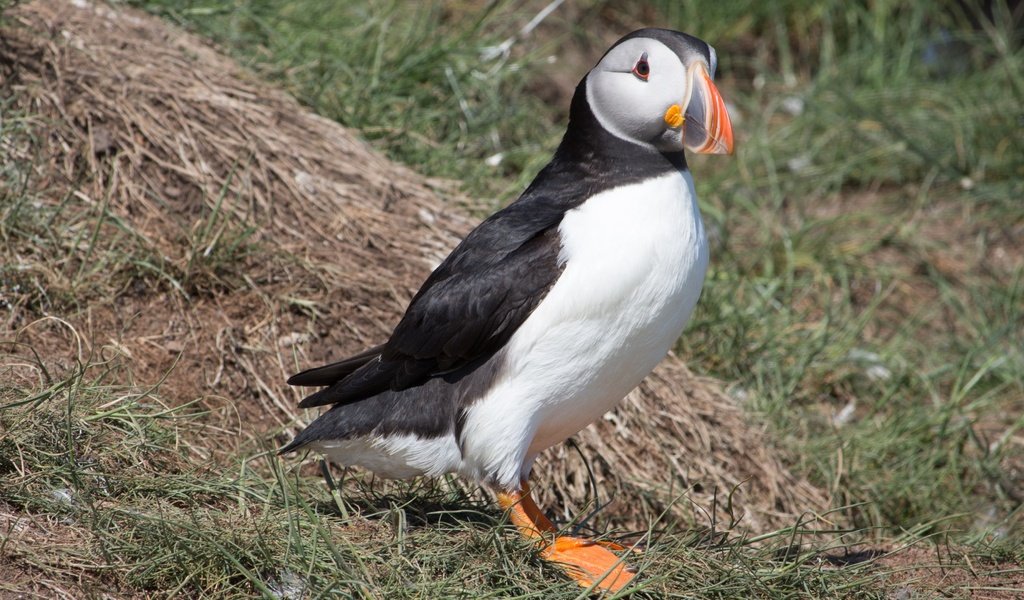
664 104 684 128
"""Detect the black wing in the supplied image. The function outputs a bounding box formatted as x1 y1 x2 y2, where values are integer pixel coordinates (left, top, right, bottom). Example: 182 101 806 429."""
289 199 568 409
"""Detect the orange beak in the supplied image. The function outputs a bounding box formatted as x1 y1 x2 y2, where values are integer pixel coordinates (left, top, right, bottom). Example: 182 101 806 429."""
683 64 734 155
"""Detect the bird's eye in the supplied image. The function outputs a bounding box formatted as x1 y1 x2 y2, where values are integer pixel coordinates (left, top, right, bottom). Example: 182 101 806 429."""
632 53 650 81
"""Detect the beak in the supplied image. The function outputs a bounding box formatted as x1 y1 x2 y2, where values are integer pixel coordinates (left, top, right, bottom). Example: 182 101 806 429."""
683 64 734 155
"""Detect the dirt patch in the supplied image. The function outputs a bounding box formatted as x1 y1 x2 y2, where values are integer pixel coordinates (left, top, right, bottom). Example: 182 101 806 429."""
0 0 826 543
873 545 1024 599
0 502 120 598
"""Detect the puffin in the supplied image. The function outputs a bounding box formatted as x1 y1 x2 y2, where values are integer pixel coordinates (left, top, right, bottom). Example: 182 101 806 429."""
282 28 734 592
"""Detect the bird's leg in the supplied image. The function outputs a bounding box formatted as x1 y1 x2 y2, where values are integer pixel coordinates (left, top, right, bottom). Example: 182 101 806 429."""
496 481 636 592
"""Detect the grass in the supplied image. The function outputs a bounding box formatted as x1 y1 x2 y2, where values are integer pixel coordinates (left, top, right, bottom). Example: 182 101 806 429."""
3 0 1024 596
0 108 259 320
133 0 561 201
674 0 1024 538
1 358 887 597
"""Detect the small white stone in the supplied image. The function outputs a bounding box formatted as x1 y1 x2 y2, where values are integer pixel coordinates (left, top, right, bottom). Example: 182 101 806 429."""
293 171 317 195
51 488 75 505
866 364 892 382
417 208 436 225
267 569 306 600
278 332 311 348
847 349 881 363
832 401 856 427
787 154 812 173
485 152 505 167
847 349 892 381
782 96 805 116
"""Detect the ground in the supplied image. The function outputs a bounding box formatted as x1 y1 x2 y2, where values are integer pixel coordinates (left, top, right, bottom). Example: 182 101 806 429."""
1 0 1022 597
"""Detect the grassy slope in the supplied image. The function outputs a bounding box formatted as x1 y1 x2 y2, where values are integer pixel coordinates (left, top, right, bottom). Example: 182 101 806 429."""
2 0 1023 597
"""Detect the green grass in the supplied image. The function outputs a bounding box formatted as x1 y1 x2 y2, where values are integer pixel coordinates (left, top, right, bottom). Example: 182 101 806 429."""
4 0 1024 596
1 358 889 598
131 0 562 201
673 0 1024 538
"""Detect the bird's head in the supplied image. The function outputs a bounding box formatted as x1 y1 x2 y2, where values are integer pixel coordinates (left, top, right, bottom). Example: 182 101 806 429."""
585 28 734 156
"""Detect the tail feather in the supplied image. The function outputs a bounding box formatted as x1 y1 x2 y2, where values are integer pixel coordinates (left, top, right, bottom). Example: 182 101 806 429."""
296 355 437 409
277 436 306 455
287 344 386 387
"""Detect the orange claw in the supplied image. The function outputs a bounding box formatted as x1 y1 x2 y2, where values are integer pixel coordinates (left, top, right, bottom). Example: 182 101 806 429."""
497 482 637 593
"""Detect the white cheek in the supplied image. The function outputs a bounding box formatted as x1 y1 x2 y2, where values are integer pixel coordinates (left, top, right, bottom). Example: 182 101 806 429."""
587 74 671 144
586 41 686 147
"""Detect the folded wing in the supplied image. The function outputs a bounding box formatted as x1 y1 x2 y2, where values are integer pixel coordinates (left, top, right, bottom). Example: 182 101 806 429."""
289 200 567 409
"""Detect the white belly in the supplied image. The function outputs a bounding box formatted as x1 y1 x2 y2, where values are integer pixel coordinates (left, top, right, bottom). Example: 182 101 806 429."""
459 170 709 488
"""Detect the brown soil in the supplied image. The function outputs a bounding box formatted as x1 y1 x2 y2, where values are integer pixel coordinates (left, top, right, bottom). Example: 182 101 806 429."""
0 502 129 599
0 0 826 560
872 545 1024 599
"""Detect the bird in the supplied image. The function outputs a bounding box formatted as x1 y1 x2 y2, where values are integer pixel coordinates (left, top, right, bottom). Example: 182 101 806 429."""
282 27 734 592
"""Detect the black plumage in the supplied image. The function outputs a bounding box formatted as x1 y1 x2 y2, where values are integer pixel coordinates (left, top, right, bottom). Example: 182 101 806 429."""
287 344 385 387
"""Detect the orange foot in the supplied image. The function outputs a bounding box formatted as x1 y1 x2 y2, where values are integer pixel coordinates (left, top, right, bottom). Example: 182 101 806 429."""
497 482 637 593
540 535 637 591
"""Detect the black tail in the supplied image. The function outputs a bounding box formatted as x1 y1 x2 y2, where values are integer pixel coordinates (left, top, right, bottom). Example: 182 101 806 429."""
286 344 386 386
277 437 305 455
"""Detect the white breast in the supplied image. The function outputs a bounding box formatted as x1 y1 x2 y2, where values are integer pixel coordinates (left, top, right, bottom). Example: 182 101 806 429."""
458 170 709 489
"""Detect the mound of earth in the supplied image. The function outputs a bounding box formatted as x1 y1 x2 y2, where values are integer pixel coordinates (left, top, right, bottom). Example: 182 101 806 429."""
0 0 826 532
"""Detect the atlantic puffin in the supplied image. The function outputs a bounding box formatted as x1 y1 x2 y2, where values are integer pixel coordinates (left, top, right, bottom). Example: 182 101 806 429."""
283 28 734 591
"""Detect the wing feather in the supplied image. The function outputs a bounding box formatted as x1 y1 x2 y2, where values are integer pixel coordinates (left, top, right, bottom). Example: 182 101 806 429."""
290 202 566 409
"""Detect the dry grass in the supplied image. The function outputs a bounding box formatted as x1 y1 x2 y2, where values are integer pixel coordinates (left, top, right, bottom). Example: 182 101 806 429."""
2 0 471 431
1 0 824 574
873 546 1024 599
